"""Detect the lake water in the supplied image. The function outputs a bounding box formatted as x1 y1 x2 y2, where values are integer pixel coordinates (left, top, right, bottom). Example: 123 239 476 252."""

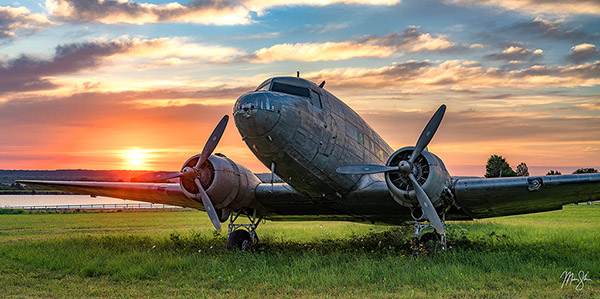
0 195 149 208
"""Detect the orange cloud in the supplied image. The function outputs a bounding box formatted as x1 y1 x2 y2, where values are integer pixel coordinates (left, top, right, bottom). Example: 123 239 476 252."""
247 28 457 62
306 60 600 89
122 37 245 61
244 0 401 13
446 0 600 16
249 42 396 62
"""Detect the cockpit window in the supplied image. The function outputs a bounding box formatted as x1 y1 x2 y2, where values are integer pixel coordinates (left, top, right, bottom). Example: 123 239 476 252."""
256 80 271 91
271 82 310 98
309 89 322 108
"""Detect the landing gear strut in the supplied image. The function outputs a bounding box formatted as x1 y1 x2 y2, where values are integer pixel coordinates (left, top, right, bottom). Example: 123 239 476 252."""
226 208 262 251
412 213 446 255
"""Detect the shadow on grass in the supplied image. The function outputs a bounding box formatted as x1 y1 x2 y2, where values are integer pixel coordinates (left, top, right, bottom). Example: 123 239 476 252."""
14 225 598 263
60 225 572 254
74 226 531 257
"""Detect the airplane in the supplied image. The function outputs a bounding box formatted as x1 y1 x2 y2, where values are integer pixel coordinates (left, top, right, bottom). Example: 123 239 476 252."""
19 75 600 253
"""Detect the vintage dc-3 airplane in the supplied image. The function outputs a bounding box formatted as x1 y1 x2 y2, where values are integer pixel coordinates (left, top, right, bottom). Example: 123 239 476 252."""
19 76 600 251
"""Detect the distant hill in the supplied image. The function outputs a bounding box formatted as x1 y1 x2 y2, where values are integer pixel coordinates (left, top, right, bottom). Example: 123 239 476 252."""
0 170 284 194
0 169 151 184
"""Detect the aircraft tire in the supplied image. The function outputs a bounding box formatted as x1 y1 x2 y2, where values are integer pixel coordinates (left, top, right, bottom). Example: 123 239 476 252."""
226 229 251 250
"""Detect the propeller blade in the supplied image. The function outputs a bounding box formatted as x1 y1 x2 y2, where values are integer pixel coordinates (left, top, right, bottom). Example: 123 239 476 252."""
195 115 229 168
408 173 444 234
409 104 446 164
194 178 222 231
133 171 182 182
336 165 399 175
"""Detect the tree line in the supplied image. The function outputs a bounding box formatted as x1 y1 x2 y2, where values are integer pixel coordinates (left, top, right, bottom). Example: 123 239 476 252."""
485 154 598 178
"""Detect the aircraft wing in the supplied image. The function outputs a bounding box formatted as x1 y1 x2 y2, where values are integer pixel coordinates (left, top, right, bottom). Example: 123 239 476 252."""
16 173 600 223
453 173 600 218
16 180 204 210
260 172 600 224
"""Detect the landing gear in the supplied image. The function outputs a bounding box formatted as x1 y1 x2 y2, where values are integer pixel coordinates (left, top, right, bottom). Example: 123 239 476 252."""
412 213 447 255
226 208 261 251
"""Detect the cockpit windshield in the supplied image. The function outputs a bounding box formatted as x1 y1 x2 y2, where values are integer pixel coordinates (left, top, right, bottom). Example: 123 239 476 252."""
271 82 310 98
255 77 322 109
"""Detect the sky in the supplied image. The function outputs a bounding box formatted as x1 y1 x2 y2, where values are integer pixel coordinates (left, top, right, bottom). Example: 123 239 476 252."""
0 0 599 176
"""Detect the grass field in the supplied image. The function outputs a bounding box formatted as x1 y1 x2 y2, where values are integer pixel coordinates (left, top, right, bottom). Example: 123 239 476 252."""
1 205 599 298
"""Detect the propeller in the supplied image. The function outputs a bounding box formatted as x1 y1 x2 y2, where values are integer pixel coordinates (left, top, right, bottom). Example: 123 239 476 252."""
336 164 399 175
132 115 229 231
410 104 445 164
132 171 183 182
336 105 446 234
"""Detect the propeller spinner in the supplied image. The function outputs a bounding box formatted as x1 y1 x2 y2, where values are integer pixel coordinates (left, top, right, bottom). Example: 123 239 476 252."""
337 105 447 234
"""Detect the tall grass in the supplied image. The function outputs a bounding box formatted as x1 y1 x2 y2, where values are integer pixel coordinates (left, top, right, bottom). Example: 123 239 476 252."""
1 205 598 297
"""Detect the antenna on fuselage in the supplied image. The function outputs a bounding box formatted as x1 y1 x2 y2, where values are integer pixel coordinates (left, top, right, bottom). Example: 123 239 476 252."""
319 81 326 88
296 71 300 77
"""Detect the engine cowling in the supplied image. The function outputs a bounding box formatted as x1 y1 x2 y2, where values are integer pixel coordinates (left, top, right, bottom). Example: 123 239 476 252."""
385 146 452 209
179 153 262 219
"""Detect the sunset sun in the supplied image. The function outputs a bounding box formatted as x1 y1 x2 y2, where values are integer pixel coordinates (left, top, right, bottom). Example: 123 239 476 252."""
123 148 148 169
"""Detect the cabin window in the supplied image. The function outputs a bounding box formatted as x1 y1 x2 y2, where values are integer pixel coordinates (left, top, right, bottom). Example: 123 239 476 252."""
346 123 365 145
271 82 310 98
356 130 364 145
378 149 385 162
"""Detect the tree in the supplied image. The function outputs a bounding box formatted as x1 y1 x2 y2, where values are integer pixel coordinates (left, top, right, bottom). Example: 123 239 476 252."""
516 162 529 177
546 170 562 175
572 168 598 174
485 154 517 178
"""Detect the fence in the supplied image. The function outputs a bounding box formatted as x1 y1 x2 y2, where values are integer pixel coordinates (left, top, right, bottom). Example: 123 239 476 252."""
2 203 188 210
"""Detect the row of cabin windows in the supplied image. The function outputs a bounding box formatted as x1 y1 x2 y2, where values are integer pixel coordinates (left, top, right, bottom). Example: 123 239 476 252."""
261 81 323 109
348 123 387 162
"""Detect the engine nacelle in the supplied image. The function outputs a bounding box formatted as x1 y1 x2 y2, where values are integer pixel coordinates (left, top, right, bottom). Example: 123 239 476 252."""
385 146 452 209
179 153 262 218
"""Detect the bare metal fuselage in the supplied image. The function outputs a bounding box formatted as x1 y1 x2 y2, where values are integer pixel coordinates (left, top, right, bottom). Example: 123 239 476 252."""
234 77 393 198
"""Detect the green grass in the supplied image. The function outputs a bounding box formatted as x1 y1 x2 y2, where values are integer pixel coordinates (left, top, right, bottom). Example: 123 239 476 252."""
1 205 599 298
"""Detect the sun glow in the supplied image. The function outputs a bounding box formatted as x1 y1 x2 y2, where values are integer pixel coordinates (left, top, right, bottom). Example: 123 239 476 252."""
123 148 148 169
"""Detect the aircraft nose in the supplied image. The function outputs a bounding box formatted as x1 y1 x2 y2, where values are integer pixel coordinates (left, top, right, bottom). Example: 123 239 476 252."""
233 91 282 137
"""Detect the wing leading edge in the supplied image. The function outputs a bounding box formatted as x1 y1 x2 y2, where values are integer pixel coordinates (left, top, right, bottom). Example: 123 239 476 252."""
16 180 203 209
453 173 600 218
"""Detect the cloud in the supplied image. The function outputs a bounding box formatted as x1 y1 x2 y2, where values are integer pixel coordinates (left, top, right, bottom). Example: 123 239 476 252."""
122 37 245 61
504 18 594 42
305 60 600 89
243 0 401 13
362 26 456 52
247 41 396 63
45 0 401 25
362 109 600 147
0 41 127 94
0 6 55 40
484 45 543 63
565 43 599 64
0 37 244 94
246 27 459 62
446 0 600 16
46 0 252 25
